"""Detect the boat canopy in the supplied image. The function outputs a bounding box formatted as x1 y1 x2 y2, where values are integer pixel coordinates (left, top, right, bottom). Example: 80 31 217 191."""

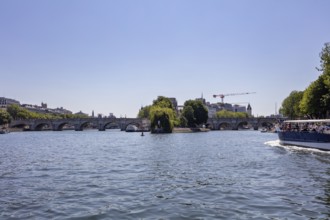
283 119 330 123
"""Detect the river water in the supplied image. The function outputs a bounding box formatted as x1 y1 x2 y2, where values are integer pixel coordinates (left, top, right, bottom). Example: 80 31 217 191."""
1 130 330 219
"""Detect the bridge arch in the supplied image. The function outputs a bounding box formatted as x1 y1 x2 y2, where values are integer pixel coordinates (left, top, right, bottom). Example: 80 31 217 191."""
76 121 96 131
33 122 52 131
10 122 31 131
10 118 149 132
99 121 120 131
208 117 278 131
236 121 253 130
218 122 232 130
259 121 275 129
54 122 75 131
205 123 213 129
124 122 141 131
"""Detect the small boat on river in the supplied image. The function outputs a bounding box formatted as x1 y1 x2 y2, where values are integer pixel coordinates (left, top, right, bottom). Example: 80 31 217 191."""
0 129 10 134
277 119 330 151
126 124 138 132
260 127 268 133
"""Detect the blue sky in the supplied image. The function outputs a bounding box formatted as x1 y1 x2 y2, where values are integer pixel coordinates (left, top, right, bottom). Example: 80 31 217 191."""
1 0 329 117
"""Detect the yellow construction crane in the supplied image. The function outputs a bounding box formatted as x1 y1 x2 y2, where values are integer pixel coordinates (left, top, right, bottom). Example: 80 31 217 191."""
213 92 256 103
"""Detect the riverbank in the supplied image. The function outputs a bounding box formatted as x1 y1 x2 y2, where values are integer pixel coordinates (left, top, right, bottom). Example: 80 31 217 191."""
5 127 211 133
173 127 210 133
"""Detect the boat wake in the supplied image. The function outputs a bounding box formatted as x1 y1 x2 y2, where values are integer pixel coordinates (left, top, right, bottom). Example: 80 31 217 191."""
264 140 330 154
264 140 281 147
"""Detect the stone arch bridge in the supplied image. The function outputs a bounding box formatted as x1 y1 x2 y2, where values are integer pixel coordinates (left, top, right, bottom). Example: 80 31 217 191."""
207 117 279 130
10 118 150 131
10 117 278 131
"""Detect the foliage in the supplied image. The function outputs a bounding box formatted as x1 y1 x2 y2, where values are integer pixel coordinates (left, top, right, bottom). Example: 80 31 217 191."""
182 100 208 127
6 104 89 120
179 115 188 127
318 42 330 87
299 76 329 118
152 96 174 109
149 106 174 133
281 43 330 119
70 113 89 119
0 109 12 125
137 105 151 118
6 104 20 120
318 43 330 116
279 91 304 119
141 96 178 133
216 110 248 118
182 105 195 127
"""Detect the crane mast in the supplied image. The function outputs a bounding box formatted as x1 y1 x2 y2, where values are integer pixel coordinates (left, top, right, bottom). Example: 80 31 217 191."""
213 92 256 103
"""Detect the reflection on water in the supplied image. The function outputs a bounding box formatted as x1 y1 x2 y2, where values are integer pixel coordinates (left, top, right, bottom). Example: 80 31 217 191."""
1 131 330 219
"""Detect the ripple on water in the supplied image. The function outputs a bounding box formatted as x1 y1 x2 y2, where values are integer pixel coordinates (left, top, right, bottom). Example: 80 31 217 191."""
1 131 330 219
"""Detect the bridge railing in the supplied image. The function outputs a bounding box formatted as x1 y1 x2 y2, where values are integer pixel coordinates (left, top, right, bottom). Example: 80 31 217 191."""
10 118 150 131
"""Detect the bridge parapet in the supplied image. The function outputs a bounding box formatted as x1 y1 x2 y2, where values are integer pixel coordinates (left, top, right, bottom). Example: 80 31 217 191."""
207 117 278 130
10 118 150 131
11 117 275 131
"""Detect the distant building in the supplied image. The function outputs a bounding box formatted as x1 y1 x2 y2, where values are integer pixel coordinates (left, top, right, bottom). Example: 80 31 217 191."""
21 102 72 115
21 104 46 113
247 104 252 117
232 104 246 113
0 97 75 115
109 113 116 118
50 107 72 115
75 111 89 117
207 106 217 118
41 102 47 108
177 105 184 114
204 101 252 118
195 97 206 105
168 97 178 112
0 97 20 109
269 114 284 118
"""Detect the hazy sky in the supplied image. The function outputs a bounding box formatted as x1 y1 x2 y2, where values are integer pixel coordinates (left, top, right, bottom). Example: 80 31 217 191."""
1 0 329 117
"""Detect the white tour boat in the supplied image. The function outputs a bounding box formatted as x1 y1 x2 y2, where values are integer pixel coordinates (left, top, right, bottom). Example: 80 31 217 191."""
277 119 330 151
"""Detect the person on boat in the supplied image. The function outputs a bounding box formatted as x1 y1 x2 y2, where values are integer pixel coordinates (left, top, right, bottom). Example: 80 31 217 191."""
286 123 291 131
301 124 308 132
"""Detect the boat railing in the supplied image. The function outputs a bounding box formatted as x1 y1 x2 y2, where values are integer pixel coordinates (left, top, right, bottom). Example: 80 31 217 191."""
278 124 330 134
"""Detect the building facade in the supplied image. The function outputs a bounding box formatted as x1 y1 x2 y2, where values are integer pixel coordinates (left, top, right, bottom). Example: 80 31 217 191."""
205 101 252 118
0 97 20 109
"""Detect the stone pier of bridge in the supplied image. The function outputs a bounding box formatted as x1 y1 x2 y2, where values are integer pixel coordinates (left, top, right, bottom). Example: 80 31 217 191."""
10 118 150 132
10 117 277 132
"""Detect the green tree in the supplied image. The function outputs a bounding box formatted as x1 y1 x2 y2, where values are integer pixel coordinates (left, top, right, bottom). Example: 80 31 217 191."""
318 43 330 87
152 96 174 109
297 43 330 118
137 105 151 118
6 104 84 120
235 112 249 118
182 100 208 127
7 104 21 120
216 110 234 118
182 105 195 127
318 43 330 117
0 109 12 125
216 110 248 118
149 106 174 133
299 76 328 118
279 91 304 119
179 115 188 127
146 96 178 133
17 108 33 119
280 43 330 119
73 113 89 119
